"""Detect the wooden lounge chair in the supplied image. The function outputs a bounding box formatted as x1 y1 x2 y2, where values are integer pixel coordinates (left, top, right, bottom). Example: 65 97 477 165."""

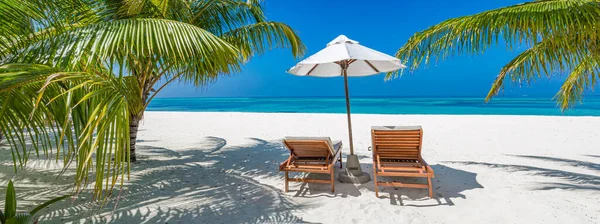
279 137 343 193
371 126 435 198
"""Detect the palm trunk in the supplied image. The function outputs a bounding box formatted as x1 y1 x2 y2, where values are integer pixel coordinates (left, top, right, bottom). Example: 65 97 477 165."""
129 115 140 162
129 69 153 162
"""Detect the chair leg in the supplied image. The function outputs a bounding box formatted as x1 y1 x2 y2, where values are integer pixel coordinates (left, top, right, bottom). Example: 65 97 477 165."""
330 170 335 193
339 155 342 168
373 165 379 198
284 171 289 193
427 177 433 198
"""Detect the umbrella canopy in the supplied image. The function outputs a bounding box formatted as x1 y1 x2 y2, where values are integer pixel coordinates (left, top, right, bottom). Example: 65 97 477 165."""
288 35 405 77
287 35 405 160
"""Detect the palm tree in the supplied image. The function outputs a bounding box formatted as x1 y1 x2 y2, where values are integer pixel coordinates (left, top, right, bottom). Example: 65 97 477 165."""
0 0 304 200
391 0 600 109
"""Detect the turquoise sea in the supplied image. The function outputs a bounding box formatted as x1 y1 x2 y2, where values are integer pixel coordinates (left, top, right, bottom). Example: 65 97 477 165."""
147 97 600 116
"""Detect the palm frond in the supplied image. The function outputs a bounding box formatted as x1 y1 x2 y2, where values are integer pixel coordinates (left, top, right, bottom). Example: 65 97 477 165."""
485 35 592 101
0 63 134 200
190 0 267 35
113 0 192 20
555 55 600 109
392 0 600 109
0 0 101 60
391 0 600 74
6 18 242 77
221 21 306 60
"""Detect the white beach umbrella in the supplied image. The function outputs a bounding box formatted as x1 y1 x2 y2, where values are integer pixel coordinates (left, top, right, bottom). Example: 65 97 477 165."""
288 35 405 78
287 35 406 183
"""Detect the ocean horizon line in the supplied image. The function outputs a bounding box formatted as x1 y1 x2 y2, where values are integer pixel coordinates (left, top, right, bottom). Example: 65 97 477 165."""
154 95 600 100
144 110 597 117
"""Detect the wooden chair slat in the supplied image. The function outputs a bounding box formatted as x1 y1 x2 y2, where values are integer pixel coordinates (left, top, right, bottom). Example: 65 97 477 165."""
377 147 419 151
377 182 429 188
287 178 331 184
373 130 421 135
378 152 419 156
374 135 421 138
375 144 419 147
380 166 424 171
374 140 421 144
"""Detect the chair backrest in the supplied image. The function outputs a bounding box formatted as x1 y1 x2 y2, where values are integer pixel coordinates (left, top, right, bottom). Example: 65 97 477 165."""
283 137 335 158
371 126 423 160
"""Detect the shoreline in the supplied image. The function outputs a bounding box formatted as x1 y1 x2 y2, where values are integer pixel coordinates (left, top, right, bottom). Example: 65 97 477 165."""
143 111 598 118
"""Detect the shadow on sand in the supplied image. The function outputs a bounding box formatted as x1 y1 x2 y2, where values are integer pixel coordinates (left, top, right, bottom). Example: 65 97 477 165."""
508 154 600 172
0 143 77 214
374 164 483 207
290 160 483 207
0 136 488 223
585 154 600 159
445 154 600 192
34 137 318 223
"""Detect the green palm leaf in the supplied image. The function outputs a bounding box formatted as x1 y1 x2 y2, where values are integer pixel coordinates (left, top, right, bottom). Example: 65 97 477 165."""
486 35 591 101
3 180 16 222
221 21 306 61
393 0 600 109
5 214 31 224
0 64 134 199
9 18 241 74
556 55 600 109
28 195 70 215
190 0 267 35
395 0 600 71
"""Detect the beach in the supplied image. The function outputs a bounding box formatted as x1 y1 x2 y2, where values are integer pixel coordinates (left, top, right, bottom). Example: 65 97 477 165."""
3 0 600 223
2 112 599 223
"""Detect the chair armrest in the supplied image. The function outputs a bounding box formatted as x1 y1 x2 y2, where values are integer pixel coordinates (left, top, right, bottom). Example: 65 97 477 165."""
329 143 343 169
421 159 435 178
280 156 292 171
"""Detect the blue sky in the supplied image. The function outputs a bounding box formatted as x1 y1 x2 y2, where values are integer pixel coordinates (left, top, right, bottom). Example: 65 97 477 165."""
158 0 568 98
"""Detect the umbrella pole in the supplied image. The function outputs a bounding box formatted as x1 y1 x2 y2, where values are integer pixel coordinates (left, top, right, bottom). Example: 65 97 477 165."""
342 66 355 155
338 62 371 183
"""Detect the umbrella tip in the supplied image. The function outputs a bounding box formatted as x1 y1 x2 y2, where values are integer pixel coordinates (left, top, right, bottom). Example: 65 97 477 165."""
327 35 359 46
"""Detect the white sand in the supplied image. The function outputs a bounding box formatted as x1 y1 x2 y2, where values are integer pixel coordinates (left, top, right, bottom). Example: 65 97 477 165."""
1 112 599 223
